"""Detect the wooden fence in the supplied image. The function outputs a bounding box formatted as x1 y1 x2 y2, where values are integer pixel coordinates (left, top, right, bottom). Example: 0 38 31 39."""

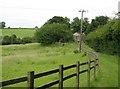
0 58 99 89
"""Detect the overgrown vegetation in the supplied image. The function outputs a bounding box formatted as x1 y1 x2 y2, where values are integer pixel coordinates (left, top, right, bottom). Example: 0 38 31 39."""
86 19 119 55
86 16 109 34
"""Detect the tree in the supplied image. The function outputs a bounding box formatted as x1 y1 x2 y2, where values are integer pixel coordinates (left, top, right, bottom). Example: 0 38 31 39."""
35 26 38 29
8 26 10 29
86 16 109 34
71 17 80 33
0 22 6 29
35 23 72 45
11 34 17 44
44 16 70 28
2 35 11 45
82 18 90 34
71 17 89 33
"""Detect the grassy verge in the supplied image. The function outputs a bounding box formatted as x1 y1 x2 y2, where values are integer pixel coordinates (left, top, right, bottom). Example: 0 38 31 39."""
90 53 118 87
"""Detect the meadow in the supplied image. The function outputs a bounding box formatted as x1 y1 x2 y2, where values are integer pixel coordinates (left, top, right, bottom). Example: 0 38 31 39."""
1 43 118 87
0 28 118 87
0 28 36 38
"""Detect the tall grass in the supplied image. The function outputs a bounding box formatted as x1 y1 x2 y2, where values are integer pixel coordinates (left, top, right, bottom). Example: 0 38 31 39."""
2 43 88 87
1 43 118 87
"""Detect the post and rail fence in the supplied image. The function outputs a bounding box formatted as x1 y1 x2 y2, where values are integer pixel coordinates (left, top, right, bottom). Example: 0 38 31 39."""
0 58 99 89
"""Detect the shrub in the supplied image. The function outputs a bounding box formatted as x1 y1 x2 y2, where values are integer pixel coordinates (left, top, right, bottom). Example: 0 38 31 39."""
20 37 33 44
35 23 73 45
73 49 79 54
11 34 17 44
2 35 11 45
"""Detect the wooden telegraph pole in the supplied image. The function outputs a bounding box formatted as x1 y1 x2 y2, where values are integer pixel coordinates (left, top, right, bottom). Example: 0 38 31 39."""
78 10 87 52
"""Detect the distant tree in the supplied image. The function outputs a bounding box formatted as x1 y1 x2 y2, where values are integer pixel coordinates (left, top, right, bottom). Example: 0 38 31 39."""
86 16 109 34
35 26 38 29
8 26 10 29
0 22 6 29
71 17 89 33
71 17 80 33
64 17 70 28
11 34 17 44
82 18 90 33
44 16 70 28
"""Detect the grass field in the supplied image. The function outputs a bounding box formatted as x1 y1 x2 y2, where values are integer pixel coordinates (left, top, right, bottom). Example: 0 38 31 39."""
0 28 36 38
1 43 118 88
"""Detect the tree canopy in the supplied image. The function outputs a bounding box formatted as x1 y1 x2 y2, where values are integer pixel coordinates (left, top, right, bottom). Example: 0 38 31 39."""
44 16 70 28
86 16 109 34
35 23 72 45
0 22 6 29
71 17 89 33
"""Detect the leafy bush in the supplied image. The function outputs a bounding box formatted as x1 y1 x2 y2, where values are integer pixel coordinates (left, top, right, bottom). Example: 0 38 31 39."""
35 23 73 45
73 49 79 54
20 37 33 44
2 35 11 45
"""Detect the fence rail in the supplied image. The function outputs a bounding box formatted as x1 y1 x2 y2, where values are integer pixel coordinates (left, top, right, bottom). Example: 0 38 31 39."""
0 59 99 89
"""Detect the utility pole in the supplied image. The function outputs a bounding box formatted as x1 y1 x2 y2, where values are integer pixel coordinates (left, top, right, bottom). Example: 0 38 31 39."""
78 10 86 52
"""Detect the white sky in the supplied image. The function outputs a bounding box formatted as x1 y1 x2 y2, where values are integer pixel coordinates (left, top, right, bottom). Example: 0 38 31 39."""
0 0 119 28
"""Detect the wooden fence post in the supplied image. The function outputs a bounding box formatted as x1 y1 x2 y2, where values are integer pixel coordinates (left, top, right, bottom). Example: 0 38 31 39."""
59 65 63 89
87 60 90 87
97 58 99 70
27 71 34 89
76 61 80 89
94 59 96 80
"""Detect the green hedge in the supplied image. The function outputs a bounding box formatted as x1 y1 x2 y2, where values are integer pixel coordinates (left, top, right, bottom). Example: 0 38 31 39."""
86 19 119 55
1 34 37 45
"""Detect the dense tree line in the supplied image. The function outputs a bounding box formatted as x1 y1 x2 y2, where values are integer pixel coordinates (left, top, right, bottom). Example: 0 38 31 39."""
86 19 119 55
35 15 109 45
86 16 109 34
1 16 119 56
70 16 109 34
